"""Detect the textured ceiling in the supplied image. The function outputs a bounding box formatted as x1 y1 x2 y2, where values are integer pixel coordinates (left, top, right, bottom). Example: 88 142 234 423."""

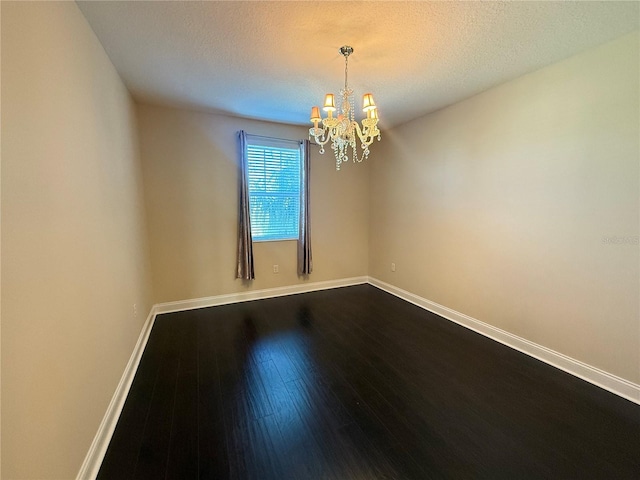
77 1 639 128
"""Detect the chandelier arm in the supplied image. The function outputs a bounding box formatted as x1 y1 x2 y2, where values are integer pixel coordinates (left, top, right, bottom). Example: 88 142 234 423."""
351 121 376 149
323 117 340 129
313 134 332 148
309 127 332 146
314 137 331 147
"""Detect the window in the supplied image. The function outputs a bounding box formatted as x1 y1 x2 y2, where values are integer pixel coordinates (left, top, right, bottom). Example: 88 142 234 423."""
246 135 302 242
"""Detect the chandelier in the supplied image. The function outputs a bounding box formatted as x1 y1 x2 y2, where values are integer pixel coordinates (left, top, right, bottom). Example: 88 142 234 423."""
309 46 381 170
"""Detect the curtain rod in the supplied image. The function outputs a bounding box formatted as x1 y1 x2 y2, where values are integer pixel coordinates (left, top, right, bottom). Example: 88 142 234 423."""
240 131 318 146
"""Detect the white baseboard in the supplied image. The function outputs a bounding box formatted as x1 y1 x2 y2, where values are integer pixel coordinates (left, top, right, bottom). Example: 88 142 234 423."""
368 277 640 405
76 276 368 479
153 276 369 315
76 307 158 480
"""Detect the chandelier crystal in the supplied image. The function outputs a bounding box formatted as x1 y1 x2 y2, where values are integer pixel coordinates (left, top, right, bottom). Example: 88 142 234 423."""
309 46 381 170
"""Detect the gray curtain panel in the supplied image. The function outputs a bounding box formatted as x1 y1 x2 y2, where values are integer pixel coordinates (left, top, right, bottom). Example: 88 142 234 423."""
298 139 313 275
236 130 255 280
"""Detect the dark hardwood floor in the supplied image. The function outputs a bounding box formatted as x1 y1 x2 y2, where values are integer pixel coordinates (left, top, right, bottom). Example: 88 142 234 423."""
98 284 640 479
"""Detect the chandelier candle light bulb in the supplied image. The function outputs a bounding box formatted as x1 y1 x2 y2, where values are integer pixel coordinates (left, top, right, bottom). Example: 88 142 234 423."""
309 45 381 170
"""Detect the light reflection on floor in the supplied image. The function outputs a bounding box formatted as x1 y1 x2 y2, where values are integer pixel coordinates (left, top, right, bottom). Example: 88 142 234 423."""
238 327 321 467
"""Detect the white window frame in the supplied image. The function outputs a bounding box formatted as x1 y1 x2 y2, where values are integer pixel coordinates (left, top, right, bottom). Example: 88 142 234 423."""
245 134 303 242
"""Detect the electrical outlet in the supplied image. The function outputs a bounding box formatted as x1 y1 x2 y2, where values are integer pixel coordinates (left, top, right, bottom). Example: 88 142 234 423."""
273 264 279 274
133 303 138 317
391 263 396 272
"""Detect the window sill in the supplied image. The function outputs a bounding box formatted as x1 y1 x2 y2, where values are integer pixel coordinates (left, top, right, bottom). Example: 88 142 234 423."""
253 238 299 243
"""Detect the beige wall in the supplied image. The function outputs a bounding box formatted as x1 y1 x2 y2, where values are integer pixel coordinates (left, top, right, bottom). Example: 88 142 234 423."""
1 2 152 479
370 32 640 383
137 104 370 304
0 2 636 477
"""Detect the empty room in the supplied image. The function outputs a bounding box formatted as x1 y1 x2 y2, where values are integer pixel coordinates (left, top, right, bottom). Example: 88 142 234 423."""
1 1 639 479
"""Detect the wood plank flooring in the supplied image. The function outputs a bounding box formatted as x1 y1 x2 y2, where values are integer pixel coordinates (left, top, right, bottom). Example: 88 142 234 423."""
98 285 640 479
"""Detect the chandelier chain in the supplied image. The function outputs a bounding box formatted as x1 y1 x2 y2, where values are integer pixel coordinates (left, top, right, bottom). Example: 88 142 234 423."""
344 53 348 91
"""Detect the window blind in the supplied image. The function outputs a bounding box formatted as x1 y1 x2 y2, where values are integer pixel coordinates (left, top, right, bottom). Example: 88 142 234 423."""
246 138 301 242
